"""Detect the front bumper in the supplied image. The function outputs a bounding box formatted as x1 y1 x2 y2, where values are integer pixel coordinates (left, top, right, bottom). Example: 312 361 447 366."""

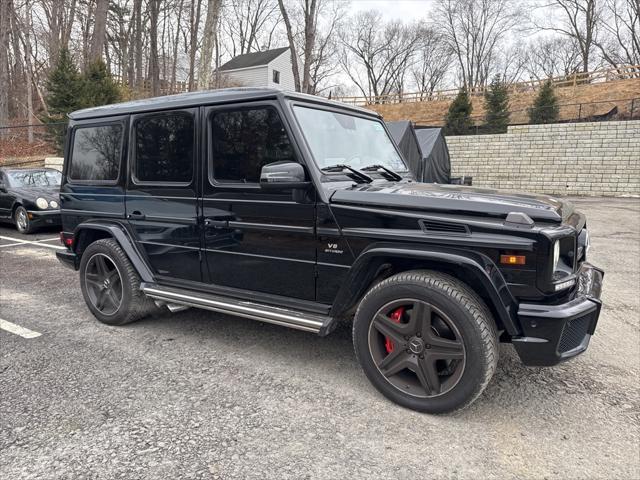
27 209 61 227
512 262 604 366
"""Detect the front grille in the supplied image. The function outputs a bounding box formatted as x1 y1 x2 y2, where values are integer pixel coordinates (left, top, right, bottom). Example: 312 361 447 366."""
558 315 591 353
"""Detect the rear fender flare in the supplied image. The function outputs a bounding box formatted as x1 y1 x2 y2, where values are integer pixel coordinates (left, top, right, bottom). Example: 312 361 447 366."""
72 221 154 283
330 243 520 335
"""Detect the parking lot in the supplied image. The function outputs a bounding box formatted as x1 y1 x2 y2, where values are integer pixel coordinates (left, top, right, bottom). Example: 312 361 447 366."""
0 197 638 479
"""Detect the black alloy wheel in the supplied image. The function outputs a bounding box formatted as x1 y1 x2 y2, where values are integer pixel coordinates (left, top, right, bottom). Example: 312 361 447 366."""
84 253 123 316
368 299 466 398
353 270 498 413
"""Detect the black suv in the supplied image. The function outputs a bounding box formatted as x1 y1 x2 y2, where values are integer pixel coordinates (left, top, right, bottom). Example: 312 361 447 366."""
56 88 604 413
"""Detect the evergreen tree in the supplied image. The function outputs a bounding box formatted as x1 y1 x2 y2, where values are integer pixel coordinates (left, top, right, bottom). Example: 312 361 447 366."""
445 88 473 135
43 48 84 153
484 75 510 133
528 80 560 124
81 60 123 108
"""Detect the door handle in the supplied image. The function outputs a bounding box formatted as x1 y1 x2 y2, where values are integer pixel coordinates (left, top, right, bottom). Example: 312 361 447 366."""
128 211 146 220
204 218 229 228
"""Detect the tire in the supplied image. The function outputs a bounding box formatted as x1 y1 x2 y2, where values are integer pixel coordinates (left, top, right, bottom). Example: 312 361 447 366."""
79 238 157 326
353 270 498 414
14 206 33 234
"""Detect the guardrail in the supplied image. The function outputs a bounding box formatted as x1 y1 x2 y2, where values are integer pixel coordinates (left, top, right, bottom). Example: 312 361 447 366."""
333 65 640 106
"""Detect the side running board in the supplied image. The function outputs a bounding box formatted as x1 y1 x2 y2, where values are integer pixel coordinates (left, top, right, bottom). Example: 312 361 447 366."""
140 283 332 335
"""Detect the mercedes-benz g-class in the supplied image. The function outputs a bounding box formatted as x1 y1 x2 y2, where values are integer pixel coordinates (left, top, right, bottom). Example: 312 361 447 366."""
56 88 604 413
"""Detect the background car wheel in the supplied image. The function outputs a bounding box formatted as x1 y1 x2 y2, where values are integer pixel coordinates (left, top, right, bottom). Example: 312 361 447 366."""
14 206 33 234
79 238 157 326
353 270 498 414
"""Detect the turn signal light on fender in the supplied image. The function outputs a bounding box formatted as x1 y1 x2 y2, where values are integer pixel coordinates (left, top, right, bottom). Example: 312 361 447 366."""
500 255 526 266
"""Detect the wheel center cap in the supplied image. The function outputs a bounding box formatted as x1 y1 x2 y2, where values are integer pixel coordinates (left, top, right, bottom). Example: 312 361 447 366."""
103 279 110 289
408 337 424 354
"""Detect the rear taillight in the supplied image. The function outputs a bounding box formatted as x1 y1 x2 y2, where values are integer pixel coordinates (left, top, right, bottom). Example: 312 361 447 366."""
60 232 74 248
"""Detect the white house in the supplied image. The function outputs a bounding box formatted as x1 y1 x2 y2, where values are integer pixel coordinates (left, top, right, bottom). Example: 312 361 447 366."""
217 47 297 91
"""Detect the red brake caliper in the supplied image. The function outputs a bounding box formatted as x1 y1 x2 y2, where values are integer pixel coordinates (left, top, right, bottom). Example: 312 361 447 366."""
384 307 404 354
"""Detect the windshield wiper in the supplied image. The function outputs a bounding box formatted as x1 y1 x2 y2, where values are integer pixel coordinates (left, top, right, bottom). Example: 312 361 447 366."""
320 164 373 183
360 164 403 181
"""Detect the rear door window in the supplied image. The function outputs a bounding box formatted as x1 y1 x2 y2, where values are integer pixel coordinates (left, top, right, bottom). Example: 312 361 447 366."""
69 124 123 182
134 112 195 184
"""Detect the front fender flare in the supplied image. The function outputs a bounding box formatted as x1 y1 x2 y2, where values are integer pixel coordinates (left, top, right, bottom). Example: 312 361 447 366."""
329 243 520 336
72 220 154 283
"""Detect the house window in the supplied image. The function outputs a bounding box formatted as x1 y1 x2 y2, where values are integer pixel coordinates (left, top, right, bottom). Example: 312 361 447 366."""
273 70 280 84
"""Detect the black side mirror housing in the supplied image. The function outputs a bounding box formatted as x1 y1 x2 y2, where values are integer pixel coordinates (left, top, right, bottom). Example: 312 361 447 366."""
0 182 6 193
260 161 311 190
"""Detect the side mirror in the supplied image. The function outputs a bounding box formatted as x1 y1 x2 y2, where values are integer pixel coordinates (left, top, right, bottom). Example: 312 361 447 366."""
260 161 311 190
0 182 6 193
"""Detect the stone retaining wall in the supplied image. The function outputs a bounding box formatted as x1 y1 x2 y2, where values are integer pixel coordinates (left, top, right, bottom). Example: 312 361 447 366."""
446 120 640 196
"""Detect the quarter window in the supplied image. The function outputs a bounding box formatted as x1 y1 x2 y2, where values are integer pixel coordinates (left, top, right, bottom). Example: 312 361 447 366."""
210 107 296 184
135 112 194 183
69 124 122 181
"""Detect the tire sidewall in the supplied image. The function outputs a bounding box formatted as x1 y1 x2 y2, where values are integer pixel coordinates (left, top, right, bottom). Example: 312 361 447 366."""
79 240 136 325
354 278 493 413
14 206 31 234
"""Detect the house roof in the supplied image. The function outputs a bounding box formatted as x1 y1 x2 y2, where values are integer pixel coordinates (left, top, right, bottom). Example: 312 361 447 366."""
68 87 380 120
218 47 290 72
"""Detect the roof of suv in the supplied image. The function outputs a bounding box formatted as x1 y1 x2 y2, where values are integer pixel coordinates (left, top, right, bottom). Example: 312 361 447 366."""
69 87 378 121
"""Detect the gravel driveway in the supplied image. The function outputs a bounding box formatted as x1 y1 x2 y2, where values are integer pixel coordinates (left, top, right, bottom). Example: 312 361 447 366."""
0 198 638 479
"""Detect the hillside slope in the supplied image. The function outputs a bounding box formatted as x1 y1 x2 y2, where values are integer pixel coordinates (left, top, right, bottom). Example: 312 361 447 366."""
368 78 640 126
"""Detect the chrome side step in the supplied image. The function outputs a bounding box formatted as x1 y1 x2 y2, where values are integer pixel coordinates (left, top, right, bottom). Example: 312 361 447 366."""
141 283 330 334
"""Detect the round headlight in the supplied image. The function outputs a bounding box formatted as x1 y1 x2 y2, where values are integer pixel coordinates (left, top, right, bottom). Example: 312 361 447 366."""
36 197 48 209
49 200 59 209
552 240 560 271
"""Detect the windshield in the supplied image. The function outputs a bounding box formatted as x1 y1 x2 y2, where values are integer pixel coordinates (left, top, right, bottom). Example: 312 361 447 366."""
293 106 407 175
7 170 62 188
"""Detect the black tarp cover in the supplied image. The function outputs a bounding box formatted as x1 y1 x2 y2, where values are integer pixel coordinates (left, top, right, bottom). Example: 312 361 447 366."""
386 121 424 179
386 121 451 184
414 128 451 184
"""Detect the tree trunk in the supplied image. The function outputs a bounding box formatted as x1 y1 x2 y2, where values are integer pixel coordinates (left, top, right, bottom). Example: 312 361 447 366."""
301 0 318 93
0 0 11 137
188 0 203 91
134 0 143 89
277 0 301 92
90 0 109 63
198 0 221 90
149 0 161 96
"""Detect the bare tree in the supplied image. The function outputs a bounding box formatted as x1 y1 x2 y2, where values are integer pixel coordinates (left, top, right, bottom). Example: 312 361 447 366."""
410 27 453 98
277 0 340 94
536 0 602 73
434 0 522 89
222 0 281 57
526 36 582 80
340 11 421 100
198 0 221 89
594 0 640 70
307 0 345 94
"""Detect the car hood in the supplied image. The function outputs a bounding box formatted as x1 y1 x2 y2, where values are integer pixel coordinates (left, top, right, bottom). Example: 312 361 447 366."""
10 186 60 202
329 182 572 223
